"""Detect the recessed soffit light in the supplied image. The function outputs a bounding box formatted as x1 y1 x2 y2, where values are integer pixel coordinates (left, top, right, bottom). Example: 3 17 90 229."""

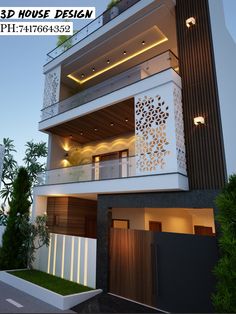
68 35 168 85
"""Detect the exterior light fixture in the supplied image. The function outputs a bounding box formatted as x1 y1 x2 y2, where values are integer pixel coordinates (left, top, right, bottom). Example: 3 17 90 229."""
125 118 128 122
110 122 114 126
81 73 85 78
107 59 110 64
92 67 96 72
69 135 73 139
123 51 127 55
94 128 98 131
142 40 146 45
80 132 83 136
186 17 196 28
194 116 205 125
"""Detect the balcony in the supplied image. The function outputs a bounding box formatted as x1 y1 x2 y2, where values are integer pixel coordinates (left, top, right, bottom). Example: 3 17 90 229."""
41 50 178 121
46 0 140 63
37 153 188 193
39 155 135 185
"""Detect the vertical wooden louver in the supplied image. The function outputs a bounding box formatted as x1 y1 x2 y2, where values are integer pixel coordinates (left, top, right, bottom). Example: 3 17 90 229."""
176 0 226 189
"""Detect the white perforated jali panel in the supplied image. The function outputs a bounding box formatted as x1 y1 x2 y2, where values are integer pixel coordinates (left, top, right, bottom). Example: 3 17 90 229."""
43 66 61 109
173 87 187 174
135 94 170 173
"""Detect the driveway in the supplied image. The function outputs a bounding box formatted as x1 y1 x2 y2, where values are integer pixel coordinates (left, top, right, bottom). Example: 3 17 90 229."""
72 293 161 313
0 281 74 313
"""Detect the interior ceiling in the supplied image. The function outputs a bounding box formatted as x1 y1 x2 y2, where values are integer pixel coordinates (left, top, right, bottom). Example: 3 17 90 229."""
61 0 177 91
46 98 134 145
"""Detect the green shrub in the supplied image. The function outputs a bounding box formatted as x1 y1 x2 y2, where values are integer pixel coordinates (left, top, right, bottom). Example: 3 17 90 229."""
212 174 236 312
0 167 31 270
107 0 120 10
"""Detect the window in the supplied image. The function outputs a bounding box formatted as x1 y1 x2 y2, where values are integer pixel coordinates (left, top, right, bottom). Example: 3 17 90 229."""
112 219 129 229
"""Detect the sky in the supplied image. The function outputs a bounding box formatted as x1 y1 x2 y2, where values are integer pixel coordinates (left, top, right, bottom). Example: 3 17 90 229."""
0 0 236 165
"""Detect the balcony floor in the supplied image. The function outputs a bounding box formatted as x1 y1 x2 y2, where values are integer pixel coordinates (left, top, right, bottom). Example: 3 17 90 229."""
34 173 189 200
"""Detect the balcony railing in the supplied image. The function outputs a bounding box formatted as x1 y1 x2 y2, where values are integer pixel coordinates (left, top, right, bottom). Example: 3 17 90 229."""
46 0 140 63
38 156 135 185
37 153 179 186
41 50 179 121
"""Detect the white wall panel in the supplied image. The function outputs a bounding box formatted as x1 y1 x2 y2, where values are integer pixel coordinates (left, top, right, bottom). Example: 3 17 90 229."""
34 233 97 288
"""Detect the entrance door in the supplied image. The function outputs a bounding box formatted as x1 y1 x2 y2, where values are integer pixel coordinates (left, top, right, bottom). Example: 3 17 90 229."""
93 150 128 180
100 152 119 179
194 225 214 236
149 221 162 232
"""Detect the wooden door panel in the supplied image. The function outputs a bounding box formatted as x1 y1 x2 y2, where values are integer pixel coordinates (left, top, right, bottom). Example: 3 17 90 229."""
109 228 156 307
149 221 162 232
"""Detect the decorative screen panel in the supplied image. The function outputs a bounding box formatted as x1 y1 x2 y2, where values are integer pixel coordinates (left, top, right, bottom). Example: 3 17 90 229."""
174 87 187 174
43 66 61 109
135 94 170 173
135 81 187 176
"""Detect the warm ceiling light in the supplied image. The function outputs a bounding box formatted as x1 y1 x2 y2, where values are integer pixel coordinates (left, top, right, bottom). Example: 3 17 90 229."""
94 128 98 131
186 17 196 28
107 59 110 64
194 116 205 125
67 37 168 85
142 40 145 45
123 51 127 55
110 122 114 126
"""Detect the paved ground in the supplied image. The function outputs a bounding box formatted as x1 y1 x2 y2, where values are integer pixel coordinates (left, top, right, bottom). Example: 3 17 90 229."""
0 281 74 313
0 281 161 313
72 293 160 313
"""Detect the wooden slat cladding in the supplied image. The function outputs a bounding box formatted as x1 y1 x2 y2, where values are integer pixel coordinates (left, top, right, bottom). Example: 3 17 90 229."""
47 197 97 238
47 98 134 144
176 0 226 189
109 228 156 307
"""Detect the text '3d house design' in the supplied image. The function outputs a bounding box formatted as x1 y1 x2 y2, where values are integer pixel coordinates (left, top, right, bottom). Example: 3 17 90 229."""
32 0 236 312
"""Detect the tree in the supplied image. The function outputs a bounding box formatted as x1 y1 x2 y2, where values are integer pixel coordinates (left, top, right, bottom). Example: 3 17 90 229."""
0 167 31 269
0 138 47 207
212 174 236 312
0 207 7 226
0 138 18 206
19 215 50 269
23 141 47 203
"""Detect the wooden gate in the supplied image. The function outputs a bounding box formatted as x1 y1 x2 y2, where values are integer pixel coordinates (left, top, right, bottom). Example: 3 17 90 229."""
109 228 157 307
109 228 218 312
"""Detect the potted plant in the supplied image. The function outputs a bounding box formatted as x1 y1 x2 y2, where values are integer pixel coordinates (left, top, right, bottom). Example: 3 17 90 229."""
107 0 120 20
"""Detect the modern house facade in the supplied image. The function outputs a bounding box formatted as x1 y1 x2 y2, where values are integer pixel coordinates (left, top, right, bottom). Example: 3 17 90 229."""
33 0 236 312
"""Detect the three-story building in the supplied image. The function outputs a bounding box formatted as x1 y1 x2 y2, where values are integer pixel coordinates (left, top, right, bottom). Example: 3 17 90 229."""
33 0 236 312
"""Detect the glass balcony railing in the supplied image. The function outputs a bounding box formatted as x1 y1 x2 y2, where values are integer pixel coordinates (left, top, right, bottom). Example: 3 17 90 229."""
38 156 136 185
46 0 140 63
37 154 179 186
41 50 179 121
